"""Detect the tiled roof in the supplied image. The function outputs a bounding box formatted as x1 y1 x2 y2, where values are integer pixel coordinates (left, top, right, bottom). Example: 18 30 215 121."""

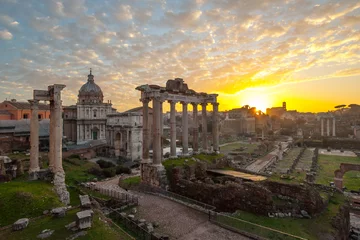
0 119 49 136
4 101 50 110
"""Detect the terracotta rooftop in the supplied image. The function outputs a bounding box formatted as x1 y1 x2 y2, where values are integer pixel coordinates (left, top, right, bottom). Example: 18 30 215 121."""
3 100 50 110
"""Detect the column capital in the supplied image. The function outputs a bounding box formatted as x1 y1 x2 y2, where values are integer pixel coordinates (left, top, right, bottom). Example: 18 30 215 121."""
191 102 198 107
212 102 219 107
180 101 188 105
140 98 150 104
201 102 208 107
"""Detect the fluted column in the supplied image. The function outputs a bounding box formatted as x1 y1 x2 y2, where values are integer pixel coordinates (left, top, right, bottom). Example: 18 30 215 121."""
192 103 199 153
50 84 66 173
169 101 177 158
49 99 55 171
142 99 150 163
332 118 336 137
182 102 188 155
29 99 40 174
320 118 324 136
327 118 330 137
201 102 208 152
212 102 219 153
160 101 164 161
152 97 161 165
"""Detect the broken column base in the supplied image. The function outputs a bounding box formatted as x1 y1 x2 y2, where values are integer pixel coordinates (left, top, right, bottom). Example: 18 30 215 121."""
141 163 168 189
29 170 39 181
53 171 70 205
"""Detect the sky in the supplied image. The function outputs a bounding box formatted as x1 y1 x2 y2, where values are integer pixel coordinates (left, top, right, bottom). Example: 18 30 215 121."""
0 0 359 113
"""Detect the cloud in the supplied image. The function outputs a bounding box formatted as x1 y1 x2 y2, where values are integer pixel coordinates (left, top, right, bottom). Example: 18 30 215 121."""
0 14 19 28
333 68 360 77
0 29 13 40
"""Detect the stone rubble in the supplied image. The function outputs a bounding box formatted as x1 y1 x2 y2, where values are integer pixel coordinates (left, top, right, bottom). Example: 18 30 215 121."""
12 218 29 231
37 229 54 239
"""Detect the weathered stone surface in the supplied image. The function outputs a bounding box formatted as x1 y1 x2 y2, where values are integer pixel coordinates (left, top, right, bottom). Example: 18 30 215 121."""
138 219 146 224
76 210 94 230
37 229 54 239
43 210 49 215
66 231 87 240
53 171 70 205
146 223 154 232
79 195 91 208
131 208 137 214
120 212 127 217
128 214 135 220
331 204 350 240
65 221 76 230
301 210 311 219
51 207 66 218
12 218 29 231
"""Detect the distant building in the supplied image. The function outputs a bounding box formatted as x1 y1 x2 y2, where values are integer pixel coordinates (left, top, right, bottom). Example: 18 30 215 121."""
0 99 50 120
266 101 287 118
221 106 256 135
63 70 115 144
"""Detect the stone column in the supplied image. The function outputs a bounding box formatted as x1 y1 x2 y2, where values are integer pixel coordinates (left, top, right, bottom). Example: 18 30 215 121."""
327 118 330 137
142 99 150 163
181 102 188 155
29 99 40 176
332 118 336 137
169 101 177 158
201 103 208 152
192 103 199 153
152 97 161 165
212 102 219 153
320 118 324 136
160 101 164 161
49 99 55 171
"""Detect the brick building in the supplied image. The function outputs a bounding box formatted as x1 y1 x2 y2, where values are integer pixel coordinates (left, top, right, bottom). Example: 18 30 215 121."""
0 99 50 120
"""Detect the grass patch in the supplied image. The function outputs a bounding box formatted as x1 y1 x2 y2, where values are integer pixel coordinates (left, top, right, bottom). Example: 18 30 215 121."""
316 154 360 190
0 181 63 227
0 208 133 240
119 176 141 190
220 142 258 154
63 158 99 185
268 171 306 184
163 153 224 170
217 192 345 240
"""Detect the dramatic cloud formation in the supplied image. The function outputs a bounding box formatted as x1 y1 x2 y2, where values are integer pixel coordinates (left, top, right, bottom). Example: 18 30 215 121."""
0 0 359 112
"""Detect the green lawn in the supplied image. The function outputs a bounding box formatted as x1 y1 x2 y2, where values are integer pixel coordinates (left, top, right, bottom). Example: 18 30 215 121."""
119 176 141 189
218 193 345 240
316 154 360 190
0 208 133 240
63 157 99 185
0 180 63 227
162 153 224 170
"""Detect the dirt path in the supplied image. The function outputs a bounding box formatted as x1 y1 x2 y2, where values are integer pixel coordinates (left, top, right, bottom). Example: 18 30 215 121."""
136 193 249 240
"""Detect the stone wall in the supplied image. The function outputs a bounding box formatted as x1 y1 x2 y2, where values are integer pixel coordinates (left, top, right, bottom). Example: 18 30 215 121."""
141 163 168 189
304 139 360 150
331 204 350 240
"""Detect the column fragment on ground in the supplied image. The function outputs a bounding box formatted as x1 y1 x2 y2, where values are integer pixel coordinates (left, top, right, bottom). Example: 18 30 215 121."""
169 100 177 158
192 103 199 153
201 103 208 152
182 102 188 155
142 99 150 163
29 99 40 178
212 102 219 153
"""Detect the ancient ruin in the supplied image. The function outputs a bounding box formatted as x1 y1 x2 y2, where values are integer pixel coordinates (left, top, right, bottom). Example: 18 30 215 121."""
334 163 360 190
136 78 219 187
29 84 70 204
320 115 336 137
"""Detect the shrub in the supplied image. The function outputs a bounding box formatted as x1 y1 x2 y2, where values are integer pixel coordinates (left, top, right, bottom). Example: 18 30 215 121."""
68 154 80 159
116 166 132 175
96 159 115 169
87 167 103 178
102 168 116 178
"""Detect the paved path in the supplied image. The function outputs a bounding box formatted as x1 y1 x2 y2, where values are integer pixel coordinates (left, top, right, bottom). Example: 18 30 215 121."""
136 193 249 240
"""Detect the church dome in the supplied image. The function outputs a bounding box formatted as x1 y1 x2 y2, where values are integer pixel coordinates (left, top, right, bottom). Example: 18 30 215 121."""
78 69 104 104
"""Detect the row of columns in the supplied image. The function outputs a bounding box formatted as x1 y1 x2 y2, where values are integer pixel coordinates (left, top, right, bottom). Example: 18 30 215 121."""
28 85 65 176
320 117 336 137
142 98 219 165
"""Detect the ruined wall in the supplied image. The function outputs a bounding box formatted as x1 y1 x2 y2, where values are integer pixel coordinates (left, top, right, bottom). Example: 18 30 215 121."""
331 204 350 240
141 163 168 189
305 139 360 150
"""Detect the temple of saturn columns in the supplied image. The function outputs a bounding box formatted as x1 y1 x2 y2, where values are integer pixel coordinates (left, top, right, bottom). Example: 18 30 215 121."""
320 116 336 137
28 84 70 204
136 78 219 187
